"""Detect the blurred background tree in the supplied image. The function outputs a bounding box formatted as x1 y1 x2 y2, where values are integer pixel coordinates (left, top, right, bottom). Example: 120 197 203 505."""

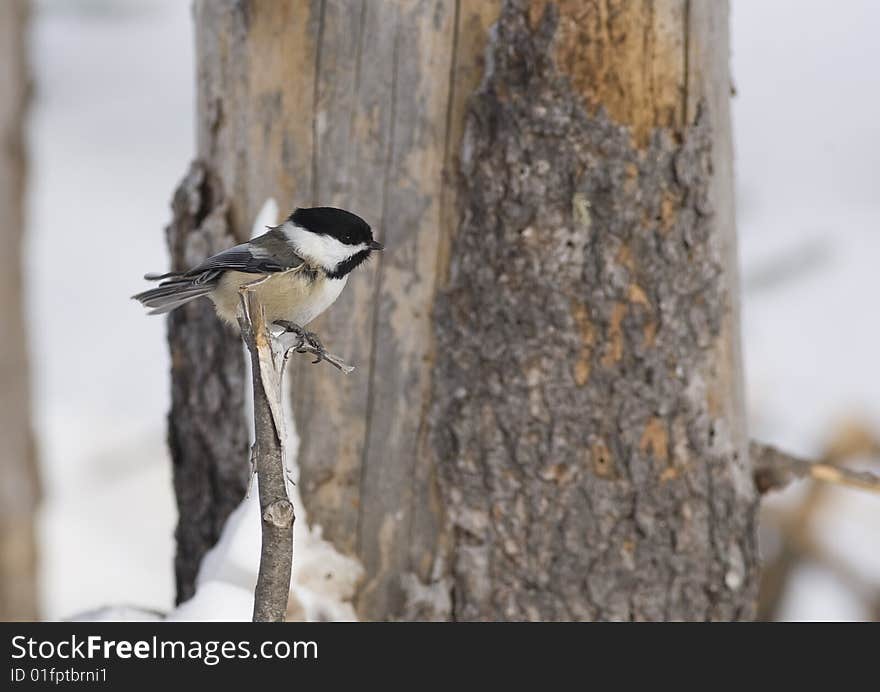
0 0 39 621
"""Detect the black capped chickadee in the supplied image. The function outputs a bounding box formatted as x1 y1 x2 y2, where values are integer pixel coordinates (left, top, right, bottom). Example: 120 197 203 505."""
134 207 382 336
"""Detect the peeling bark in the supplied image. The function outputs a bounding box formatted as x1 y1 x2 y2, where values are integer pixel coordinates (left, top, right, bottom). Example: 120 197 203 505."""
0 0 38 621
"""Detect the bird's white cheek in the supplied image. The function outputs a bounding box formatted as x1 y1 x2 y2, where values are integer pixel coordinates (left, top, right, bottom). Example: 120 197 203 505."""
283 223 367 270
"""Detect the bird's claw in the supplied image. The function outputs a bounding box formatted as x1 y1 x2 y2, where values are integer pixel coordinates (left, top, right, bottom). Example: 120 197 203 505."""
273 321 325 363
274 320 304 337
303 331 323 352
300 332 324 363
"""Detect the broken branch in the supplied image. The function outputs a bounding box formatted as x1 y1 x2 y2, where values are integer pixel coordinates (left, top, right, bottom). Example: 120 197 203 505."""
236 285 356 621
238 288 294 622
752 441 880 495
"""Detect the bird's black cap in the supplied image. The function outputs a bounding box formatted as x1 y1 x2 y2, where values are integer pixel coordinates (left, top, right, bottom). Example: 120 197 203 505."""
290 207 374 247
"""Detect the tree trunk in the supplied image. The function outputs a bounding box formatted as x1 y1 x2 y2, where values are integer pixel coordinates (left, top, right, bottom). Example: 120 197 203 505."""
431 0 756 621
187 0 757 620
0 0 38 622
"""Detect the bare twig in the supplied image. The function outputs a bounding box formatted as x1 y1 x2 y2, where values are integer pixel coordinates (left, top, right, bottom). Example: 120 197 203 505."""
238 288 294 622
756 426 880 619
752 441 880 495
273 321 355 374
237 286 354 621
278 337 354 374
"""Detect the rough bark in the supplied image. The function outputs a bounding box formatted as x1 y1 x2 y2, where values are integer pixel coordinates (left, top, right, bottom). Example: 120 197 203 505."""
188 0 756 621
431 0 756 621
166 161 249 604
0 0 39 621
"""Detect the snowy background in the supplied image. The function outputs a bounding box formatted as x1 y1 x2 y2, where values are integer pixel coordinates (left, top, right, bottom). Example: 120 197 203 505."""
23 0 880 620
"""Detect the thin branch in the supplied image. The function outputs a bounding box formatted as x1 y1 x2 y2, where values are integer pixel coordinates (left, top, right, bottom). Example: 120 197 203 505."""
275 329 355 374
238 287 294 622
237 285 354 621
752 441 880 496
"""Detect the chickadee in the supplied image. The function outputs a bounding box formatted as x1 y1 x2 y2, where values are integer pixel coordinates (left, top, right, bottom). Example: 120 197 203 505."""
134 207 382 335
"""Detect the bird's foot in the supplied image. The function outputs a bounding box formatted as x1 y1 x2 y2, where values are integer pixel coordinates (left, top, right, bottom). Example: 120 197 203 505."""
274 320 304 338
274 321 325 364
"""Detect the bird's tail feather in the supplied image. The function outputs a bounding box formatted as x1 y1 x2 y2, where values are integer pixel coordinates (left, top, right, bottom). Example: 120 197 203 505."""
143 270 183 281
132 279 214 315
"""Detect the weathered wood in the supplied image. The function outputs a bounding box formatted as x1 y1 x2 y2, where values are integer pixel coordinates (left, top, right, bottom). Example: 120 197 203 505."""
291 0 391 566
286 0 506 622
188 0 488 618
194 0 319 232
0 0 39 621
238 290 294 622
170 0 323 601
189 0 756 621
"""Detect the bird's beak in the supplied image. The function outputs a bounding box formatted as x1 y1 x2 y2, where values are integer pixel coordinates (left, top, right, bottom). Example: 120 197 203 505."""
369 240 384 252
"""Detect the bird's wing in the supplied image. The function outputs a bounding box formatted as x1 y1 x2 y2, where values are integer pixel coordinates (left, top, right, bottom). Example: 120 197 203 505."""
182 227 306 284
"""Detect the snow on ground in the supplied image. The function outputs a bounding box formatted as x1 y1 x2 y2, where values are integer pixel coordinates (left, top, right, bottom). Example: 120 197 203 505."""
26 0 189 619
25 0 880 620
168 488 361 622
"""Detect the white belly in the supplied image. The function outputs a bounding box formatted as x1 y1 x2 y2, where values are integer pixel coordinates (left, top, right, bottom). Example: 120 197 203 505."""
211 270 348 327
289 274 348 325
